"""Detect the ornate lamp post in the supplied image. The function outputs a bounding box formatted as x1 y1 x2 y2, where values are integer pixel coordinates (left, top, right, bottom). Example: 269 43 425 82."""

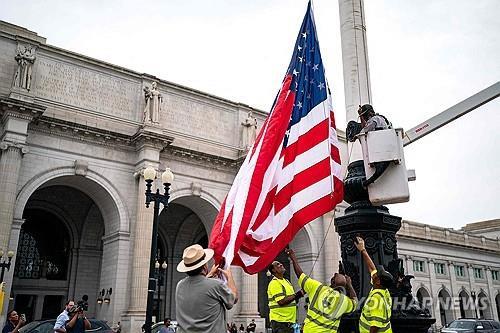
0 249 15 283
143 167 174 333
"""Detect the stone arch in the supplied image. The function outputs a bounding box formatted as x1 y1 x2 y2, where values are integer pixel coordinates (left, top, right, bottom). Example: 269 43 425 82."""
13 168 131 324
168 193 220 235
458 289 474 319
416 286 432 314
496 292 500 321
14 167 130 234
478 291 492 319
438 287 454 326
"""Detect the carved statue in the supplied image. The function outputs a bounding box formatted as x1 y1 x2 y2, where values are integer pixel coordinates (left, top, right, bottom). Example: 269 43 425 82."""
241 110 257 148
13 44 36 91
142 81 162 124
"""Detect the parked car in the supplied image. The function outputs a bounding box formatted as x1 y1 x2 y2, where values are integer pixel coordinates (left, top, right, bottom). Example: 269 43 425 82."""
441 319 500 333
19 319 113 333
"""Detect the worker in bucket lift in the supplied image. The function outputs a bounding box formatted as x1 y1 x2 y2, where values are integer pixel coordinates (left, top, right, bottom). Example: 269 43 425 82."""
357 104 392 187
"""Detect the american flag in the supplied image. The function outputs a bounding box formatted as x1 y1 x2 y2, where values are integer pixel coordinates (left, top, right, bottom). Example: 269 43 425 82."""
209 2 343 274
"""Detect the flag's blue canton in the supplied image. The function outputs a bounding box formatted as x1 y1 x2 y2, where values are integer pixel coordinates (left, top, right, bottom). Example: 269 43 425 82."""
284 2 328 147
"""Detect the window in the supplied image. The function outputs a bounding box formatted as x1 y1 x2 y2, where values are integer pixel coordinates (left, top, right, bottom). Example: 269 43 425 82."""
492 270 499 281
413 260 425 272
473 267 484 279
455 265 465 277
435 263 446 275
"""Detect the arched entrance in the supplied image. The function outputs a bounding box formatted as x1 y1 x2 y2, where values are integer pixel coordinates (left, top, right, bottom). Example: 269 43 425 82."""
416 287 432 315
156 195 218 321
478 291 492 319
438 289 454 327
458 290 474 319
13 184 104 321
496 294 500 321
11 172 129 324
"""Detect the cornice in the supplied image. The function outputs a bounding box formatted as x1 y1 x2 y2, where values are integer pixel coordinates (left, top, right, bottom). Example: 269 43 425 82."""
29 115 134 149
163 145 241 171
0 97 46 121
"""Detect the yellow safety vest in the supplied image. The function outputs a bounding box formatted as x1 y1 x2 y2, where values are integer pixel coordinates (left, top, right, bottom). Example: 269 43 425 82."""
359 288 392 333
267 277 297 323
298 273 356 333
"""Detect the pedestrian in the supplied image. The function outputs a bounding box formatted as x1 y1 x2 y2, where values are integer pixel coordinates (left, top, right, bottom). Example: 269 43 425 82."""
239 323 245 332
246 319 256 333
175 244 238 333
54 300 75 333
158 318 174 333
112 322 121 333
230 323 237 333
355 236 394 333
2 310 25 333
267 259 304 333
286 248 357 332
64 305 91 333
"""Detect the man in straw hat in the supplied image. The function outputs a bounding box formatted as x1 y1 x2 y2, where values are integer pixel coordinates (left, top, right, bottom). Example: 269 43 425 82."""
175 244 238 333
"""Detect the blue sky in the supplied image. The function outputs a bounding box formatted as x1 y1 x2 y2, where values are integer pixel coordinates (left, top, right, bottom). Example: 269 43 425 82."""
1 0 499 229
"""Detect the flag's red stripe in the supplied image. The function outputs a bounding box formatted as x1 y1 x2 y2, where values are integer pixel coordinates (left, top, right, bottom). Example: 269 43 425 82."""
241 193 341 274
230 75 295 264
274 157 331 214
282 119 329 167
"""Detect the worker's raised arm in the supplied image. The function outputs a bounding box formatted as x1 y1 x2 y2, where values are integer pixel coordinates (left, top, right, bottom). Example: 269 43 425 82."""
355 236 376 273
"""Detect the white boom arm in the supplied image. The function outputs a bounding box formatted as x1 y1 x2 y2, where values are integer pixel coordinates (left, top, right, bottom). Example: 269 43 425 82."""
403 81 500 147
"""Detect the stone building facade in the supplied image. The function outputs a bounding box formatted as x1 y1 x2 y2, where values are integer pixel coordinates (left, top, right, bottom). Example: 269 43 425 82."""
0 21 499 333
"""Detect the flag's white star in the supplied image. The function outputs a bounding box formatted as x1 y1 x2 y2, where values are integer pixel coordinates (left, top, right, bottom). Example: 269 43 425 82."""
297 101 303 109
318 82 325 90
293 69 299 76
298 56 303 63
312 64 319 71
298 45 302 51
302 32 307 39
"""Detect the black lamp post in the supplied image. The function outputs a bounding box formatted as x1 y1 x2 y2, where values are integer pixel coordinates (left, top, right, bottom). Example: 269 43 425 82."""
143 167 173 333
155 259 168 322
0 249 14 283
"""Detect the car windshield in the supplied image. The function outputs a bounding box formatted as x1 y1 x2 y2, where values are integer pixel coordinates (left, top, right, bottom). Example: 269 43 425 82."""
448 321 475 329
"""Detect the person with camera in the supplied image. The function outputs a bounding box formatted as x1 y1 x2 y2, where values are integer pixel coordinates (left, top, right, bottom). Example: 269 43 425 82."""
64 304 91 333
54 300 75 333
2 310 26 333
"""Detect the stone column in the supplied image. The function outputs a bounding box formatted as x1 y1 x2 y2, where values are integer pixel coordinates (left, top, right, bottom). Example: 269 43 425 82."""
232 268 265 333
448 261 461 320
122 126 173 333
485 267 497 320
0 99 44 325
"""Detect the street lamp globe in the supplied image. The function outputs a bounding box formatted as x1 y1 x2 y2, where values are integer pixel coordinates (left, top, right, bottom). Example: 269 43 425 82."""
155 260 160 269
161 168 174 184
7 251 14 258
144 167 156 181
161 261 167 270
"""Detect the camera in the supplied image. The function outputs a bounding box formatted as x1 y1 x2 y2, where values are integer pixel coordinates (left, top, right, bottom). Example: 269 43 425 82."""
76 295 89 312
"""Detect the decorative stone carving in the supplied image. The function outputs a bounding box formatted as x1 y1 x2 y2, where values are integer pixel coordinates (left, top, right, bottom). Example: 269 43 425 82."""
74 159 89 176
241 110 257 148
191 182 202 196
13 44 36 91
143 82 162 124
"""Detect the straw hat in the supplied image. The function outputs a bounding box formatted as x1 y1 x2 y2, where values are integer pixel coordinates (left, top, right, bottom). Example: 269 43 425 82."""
176 244 214 272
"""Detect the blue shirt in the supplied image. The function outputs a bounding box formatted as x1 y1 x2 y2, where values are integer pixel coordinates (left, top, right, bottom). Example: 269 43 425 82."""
54 310 69 332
